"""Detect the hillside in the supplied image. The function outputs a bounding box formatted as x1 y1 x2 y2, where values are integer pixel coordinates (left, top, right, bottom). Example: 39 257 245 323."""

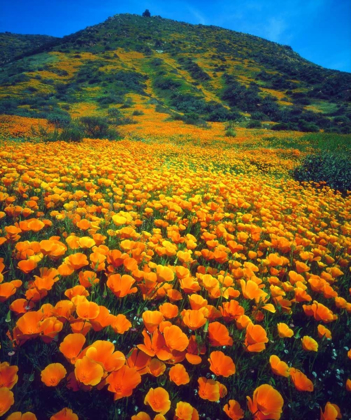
0 32 59 65
0 13 350 133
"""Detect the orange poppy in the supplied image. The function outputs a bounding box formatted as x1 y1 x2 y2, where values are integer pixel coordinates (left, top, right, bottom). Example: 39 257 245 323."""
174 401 199 420
6 412 38 420
0 387 14 417
50 408 79 420
137 328 171 360
74 355 104 386
0 362 18 389
320 402 342 420
156 265 174 282
198 377 220 402
17 259 37 274
142 311 164 333
209 351 235 377
76 301 100 320
289 368 314 392
220 300 245 321
277 323 294 338
247 384 284 419
110 314 132 334
208 322 233 346
303 301 337 323
163 325 189 352
181 309 207 330
126 348 151 375
269 355 290 377
159 302 179 319
106 274 137 298
301 336 318 352
59 333 86 364
317 325 332 339
244 323 268 352
144 387 171 415
169 364 190 385
41 363 67 386
131 413 151 420
148 358 166 377
85 340 125 372
106 365 141 400
223 400 244 420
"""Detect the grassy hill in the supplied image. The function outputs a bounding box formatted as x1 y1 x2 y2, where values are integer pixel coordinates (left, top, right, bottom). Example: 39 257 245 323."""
0 32 59 65
0 13 350 133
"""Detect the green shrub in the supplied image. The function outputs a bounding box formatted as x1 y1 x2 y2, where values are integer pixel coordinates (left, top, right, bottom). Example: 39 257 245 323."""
79 116 120 139
59 125 84 142
247 120 262 129
225 122 236 137
47 111 72 128
292 152 351 194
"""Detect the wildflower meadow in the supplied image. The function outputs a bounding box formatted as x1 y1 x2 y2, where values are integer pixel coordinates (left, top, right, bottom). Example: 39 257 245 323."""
0 125 350 420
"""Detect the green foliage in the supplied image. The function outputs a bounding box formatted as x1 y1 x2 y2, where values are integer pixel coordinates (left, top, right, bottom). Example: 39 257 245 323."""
79 116 120 139
247 120 262 128
225 121 236 137
142 9 151 17
292 152 351 194
46 111 72 128
107 108 136 125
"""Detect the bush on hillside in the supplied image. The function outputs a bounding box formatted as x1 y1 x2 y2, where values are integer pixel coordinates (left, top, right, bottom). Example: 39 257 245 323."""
79 116 120 139
292 152 351 194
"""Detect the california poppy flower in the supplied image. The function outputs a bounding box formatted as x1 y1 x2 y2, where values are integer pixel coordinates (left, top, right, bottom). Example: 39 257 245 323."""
110 314 132 334
301 336 318 352
131 413 151 420
142 310 164 333
148 358 166 377
208 322 233 346
126 348 151 375
317 324 332 339
320 402 342 420
163 325 189 352
277 323 293 338
17 259 37 274
181 309 207 330
85 340 125 372
197 377 220 402
159 302 179 319
209 351 236 377
41 363 67 386
74 355 104 386
106 365 141 400
169 364 190 385
59 333 86 364
174 401 199 420
106 274 137 298
144 387 171 415
223 400 244 420
269 355 290 377
76 301 100 321
0 387 14 417
6 412 38 420
247 384 283 419
289 368 314 392
244 323 268 352
0 362 18 389
50 408 79 420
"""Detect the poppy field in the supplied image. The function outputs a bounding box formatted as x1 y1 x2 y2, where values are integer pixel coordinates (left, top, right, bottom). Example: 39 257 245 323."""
0 130 351 420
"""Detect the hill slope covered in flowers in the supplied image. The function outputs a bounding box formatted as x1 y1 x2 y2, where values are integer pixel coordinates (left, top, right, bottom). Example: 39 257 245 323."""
0 133 351 419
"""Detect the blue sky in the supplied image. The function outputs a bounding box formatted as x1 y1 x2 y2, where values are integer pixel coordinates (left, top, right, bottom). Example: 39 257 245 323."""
1 0 350 72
